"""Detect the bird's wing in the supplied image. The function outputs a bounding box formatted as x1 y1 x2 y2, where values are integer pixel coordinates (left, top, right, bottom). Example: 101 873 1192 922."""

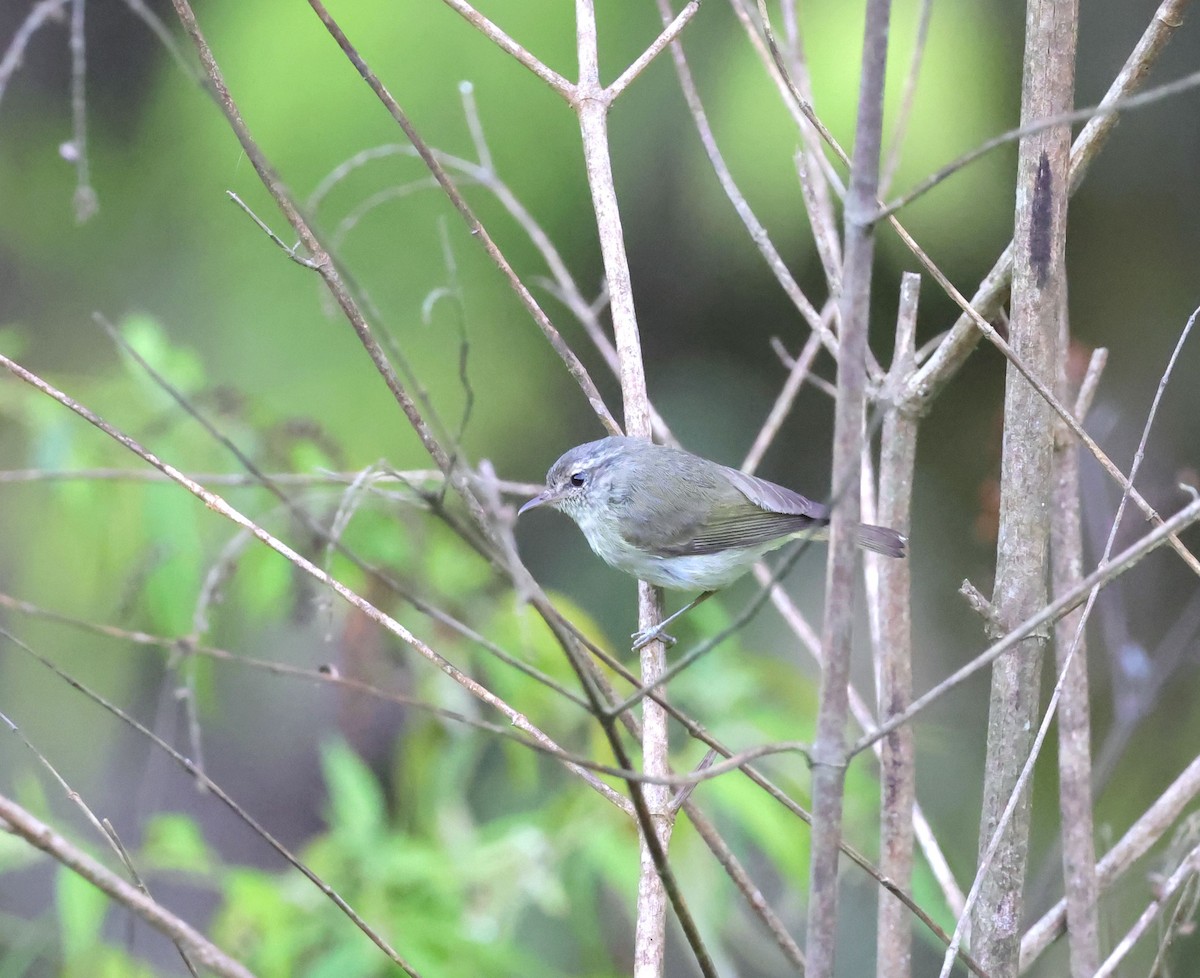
619 465 828 558
718 466 829 520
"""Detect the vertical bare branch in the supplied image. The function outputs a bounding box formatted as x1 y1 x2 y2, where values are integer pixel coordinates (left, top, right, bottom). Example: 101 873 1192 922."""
971 3 1077 975
67 0 98 221
804 2 891 976
875 272 921 978
570 4 670 974
1050 332 1100 976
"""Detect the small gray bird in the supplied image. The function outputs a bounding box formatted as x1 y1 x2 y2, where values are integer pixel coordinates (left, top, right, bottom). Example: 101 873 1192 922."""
519 436 906 649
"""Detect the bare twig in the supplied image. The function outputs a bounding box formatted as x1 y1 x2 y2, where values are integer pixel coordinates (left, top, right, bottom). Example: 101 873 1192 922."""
653 0 837 357
1021 753 1200 970
117 0 198 83
0 0 69 110
874 64 1200 223
0 794 255 978
685 806 806 970
874 273 921 978
439 0 572 98
608 1 700 101
742 326 828 475
66 0 97 221
1094 841 1200 978
854 493 1200 755
226 191 319 267
805 3 891 976
879 0 934 196
0 466 543 497
1050 326 1100 976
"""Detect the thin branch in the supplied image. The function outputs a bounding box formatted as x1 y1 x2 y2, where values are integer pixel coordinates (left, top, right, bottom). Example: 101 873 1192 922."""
1020 753 1200 970
874 64 1200 223
306 0 621 437
0 466 543 496
878 0 934 196
66 0 97 222
655 0 838 356
0 0 69 110
805 2 891 976
0 794 255 978
1094 841 1200 978
438 0 573 99
226 191 319 267
874 273 921 978
1051 448 1099 969
853 492 1200 755
607 1 700 102
742 323 828 475
685 805 806 970
900 0 1191 408
1050 325 1100 976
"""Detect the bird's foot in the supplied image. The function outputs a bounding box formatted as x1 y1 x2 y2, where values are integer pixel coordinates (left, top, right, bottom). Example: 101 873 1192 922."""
631 625 677 651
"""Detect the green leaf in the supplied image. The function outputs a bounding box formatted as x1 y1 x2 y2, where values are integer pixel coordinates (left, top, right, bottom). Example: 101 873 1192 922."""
55 865 107 965
320 740 386 839
139 813 213 874
119 314 207 399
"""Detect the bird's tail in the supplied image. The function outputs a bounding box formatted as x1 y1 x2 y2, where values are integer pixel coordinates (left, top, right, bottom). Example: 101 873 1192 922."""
855 524 907 558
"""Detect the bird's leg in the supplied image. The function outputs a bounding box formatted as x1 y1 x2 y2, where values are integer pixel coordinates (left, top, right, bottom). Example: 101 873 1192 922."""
631 591 715 651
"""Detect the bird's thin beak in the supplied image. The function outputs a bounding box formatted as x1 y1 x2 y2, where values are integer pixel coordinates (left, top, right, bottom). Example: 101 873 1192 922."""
518 490 555 516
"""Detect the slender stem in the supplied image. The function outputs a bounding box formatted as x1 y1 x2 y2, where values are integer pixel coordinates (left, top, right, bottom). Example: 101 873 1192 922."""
1050 307 1100 978
0 795 256 978
804 2 891 976
1020 752 1200 970
439 0 573 98
1094 842 1200 978
854 493 1200 755
607 1 700 102
306 0 621 437
874 273 921 978
572 4 710 976
972 2 1076 968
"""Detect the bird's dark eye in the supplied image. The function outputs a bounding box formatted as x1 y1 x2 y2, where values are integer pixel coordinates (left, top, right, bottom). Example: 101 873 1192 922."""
570 472 586 487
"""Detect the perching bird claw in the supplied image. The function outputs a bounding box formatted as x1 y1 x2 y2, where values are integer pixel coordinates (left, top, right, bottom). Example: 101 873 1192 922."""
631 626 677 651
